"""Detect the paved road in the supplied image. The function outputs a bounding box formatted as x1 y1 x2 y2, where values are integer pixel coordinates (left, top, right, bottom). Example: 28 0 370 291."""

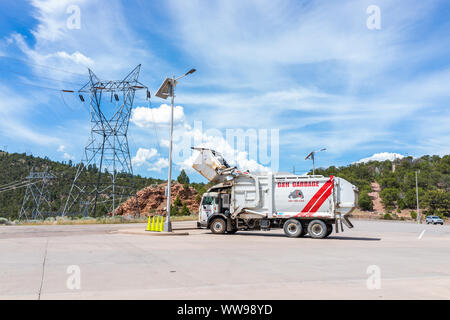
1 220 449 299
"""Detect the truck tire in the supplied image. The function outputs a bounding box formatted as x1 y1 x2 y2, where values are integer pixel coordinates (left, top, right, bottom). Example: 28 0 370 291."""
308 220 327 239
324 224 333 238
210 218 226 234
283 219 303 238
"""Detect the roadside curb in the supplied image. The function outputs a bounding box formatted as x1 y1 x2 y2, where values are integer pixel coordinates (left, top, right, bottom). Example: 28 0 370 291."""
111 228 190 236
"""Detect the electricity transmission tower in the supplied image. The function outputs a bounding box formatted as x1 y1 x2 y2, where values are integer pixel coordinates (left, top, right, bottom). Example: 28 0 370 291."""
63 65 149 217
19 168 56 220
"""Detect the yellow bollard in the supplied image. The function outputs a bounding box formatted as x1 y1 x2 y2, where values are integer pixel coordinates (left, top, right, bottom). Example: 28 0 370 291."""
159 216 164 232
146 215 152 231
155 216 160 232
150 215 155 231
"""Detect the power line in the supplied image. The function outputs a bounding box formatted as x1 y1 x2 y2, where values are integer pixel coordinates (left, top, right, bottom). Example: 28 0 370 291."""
0 181 33 193
0 65 85 87
0 55 88 78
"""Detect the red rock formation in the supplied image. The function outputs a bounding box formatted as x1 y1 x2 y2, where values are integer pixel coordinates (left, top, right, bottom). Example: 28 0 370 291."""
114 183 199 216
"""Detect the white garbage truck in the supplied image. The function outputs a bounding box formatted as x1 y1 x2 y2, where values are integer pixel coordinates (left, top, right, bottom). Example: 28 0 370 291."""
192 148 358 238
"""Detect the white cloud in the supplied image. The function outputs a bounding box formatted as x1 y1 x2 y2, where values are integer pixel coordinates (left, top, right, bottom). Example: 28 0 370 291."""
131 147 168 172
8 0 162 81
148 157 169 172
131 147 158 167
0 85 61 146
131 104 185 128
53 51 93 66
62 152 74 160
160 139 170 148
56 144 74 160
357 152 405 164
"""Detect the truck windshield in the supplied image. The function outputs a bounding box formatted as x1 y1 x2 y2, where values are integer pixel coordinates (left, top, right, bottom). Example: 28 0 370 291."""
202 196 218 205
202 196 213 205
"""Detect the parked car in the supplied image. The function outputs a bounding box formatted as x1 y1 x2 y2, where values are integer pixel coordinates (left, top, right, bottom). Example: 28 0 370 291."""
426 216 444 225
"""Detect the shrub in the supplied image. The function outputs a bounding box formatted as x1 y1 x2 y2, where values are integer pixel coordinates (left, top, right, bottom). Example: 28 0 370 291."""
380 188 399 210
0 217 9 225
180 203 190 216
170 205 179 216
383 213 393 220
173 195 182 207
358 192 373 211
410 211 417 220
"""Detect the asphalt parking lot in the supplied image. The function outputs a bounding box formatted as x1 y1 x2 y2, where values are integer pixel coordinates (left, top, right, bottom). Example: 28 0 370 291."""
1 219 449 299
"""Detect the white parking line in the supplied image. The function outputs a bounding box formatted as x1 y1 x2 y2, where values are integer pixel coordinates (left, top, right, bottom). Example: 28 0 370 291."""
418 229 426 240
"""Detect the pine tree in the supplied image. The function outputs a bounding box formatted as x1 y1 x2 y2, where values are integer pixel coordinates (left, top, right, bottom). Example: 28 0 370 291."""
177 169 190 184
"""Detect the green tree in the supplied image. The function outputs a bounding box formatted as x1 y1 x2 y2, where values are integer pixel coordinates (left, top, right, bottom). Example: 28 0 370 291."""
380 188 399 210
358 192 373 211
173 195 182 207
170 204 179 216
177 169 190 184
422 189 450 216
180 202 190 216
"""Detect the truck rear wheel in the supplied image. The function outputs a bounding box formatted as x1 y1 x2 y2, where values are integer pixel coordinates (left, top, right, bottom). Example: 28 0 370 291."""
283 219 303 238
308 220 327 239
324 224 333 238
210 218 226 234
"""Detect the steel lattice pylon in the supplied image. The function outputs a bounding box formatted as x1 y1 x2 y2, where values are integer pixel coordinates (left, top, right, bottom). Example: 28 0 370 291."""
63 65 149 217
19 168 56 221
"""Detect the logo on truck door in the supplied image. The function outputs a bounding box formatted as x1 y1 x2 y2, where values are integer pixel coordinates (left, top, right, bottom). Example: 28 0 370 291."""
288 190 304 199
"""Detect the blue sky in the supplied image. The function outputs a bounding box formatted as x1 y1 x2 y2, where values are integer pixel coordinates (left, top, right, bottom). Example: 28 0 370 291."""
0 0 449 182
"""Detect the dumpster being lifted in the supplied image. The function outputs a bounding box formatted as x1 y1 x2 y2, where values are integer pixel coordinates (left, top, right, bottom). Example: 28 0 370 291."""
192 147 358 238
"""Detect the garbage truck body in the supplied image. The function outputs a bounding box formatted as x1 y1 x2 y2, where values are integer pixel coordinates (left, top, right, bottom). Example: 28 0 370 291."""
192 148 358 238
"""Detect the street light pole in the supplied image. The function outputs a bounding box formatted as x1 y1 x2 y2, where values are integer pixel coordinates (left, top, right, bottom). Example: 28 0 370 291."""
155 69 196 233
164 76 176 232
312 153 315 175
305 148 326 176
416 170 420 224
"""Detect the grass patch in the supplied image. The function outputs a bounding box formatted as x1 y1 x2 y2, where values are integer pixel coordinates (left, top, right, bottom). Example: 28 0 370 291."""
11 214 198 226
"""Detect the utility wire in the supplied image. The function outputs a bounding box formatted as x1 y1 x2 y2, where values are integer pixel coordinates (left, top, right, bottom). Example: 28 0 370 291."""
0 182 33 193
0 55 88 78
0 179 28 189
0 65 85 87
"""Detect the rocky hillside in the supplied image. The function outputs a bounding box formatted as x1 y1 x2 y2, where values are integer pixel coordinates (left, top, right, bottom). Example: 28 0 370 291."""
115 182 200 216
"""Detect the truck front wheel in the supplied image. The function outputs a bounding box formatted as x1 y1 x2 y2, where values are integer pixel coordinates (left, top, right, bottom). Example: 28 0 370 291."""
308 220 328 239
283 219 303 238
210 218 226 234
